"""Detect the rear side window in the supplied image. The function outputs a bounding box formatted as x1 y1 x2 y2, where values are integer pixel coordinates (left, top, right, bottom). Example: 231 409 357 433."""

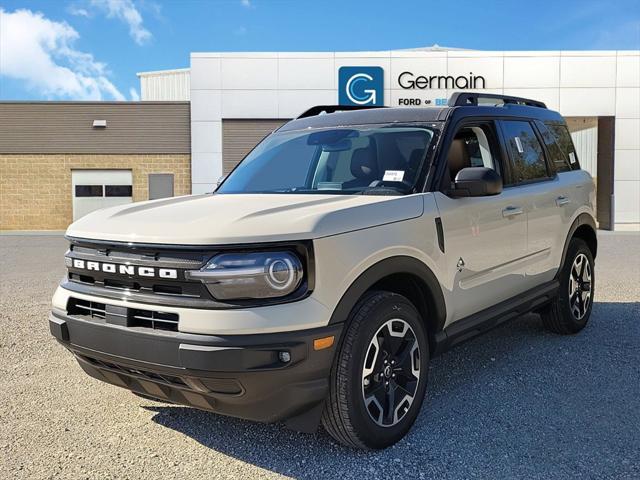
500 120 550 184
544 122 580 170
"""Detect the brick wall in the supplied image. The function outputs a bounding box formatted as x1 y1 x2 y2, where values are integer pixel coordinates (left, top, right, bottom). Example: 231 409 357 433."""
0 154 191 230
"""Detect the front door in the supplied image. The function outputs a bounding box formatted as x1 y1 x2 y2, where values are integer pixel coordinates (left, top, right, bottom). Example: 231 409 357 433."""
434 121 528 324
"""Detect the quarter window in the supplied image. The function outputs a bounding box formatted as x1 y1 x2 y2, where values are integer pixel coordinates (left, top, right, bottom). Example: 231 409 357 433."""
501 120 549 184
536 121 572 173
544 122 580 170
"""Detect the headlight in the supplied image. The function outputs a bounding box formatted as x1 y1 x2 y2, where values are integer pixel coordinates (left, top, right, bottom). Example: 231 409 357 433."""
186 251 304 300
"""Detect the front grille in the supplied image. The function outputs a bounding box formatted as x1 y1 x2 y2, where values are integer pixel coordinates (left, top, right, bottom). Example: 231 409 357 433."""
70 245 206 268
67 297 180 332
129 308 179 331
64 240 215 307
67 298 106 319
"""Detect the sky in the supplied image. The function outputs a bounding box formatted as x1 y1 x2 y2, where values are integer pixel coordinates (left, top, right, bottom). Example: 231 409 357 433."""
1 0 639 101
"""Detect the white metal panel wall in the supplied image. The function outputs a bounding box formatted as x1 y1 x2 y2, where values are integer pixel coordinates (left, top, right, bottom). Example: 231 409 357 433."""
570 126 598 177
139 69 190 101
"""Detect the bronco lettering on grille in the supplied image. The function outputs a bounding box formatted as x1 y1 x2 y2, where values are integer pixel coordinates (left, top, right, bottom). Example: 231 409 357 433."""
70 258 178 279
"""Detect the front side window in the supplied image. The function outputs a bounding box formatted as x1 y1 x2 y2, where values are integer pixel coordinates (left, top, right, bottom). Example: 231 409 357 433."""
501 120 549 184
443 123 502 190
217 126 436 195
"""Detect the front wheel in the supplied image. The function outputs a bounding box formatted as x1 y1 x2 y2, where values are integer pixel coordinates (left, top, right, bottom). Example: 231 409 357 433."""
322 291 429 449
541 238 595 334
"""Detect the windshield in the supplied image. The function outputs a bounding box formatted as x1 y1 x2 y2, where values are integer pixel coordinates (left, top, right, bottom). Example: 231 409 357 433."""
217 126 436 195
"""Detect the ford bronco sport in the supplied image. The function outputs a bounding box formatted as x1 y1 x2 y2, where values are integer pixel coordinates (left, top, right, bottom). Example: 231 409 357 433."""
50 92 597 449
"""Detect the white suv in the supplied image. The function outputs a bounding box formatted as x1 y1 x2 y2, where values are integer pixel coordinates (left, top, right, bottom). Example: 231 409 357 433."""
50 93 597 449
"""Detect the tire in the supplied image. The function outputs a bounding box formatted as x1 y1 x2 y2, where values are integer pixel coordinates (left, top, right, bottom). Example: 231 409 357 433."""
322 291 429 449
541 238 595 334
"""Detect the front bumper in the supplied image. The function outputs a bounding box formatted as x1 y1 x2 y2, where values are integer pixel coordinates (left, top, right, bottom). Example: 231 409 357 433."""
50 309 342 431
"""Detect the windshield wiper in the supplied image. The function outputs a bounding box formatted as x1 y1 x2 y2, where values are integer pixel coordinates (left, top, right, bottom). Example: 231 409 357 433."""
358 186 406 196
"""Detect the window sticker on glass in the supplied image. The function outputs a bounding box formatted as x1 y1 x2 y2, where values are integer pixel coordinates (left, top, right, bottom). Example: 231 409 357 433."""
514 136 524 154
569 152 577 164
383 170 405 182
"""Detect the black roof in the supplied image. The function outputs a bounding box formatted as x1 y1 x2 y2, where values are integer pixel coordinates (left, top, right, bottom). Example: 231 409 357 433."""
279 104 564 132
281 93 564 132
279 107 448 132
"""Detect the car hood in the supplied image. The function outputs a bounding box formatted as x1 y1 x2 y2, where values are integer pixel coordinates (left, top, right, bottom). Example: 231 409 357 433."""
66 193 425 245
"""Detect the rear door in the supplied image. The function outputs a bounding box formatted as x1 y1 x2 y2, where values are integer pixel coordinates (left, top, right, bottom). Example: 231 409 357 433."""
497 120 564 288
434 120 528 323
534 121 586 278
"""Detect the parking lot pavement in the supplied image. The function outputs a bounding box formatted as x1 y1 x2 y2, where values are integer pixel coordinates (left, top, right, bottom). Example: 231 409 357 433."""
0 233 638 479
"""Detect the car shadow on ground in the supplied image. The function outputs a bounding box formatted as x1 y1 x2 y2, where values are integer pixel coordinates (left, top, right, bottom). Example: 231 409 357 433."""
146 301 639 479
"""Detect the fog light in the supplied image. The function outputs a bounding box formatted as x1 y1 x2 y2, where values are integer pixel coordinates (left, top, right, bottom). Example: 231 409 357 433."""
278 351 291 363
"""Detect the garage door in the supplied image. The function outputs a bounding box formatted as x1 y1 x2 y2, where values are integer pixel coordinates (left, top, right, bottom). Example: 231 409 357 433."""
72 170 133 221
222 120 288 174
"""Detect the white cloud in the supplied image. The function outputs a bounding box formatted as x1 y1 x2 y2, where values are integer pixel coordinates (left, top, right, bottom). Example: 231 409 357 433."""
0 8 125 100
129 87 140 101
68 6 91 17
240 0 252 8
90 0 151 45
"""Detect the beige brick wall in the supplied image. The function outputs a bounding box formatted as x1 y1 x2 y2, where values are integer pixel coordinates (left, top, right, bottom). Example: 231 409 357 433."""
0 154 191 230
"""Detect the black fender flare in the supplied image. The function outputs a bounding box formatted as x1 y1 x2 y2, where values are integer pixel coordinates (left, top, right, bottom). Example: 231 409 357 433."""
558 213 597 277
328 256 447 333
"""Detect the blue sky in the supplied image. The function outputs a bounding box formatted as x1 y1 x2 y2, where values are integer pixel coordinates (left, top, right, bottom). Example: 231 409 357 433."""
1 0 639 101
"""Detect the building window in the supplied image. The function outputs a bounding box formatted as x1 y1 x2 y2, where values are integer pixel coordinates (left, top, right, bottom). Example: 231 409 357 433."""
75 185 103 197
105 185 133 197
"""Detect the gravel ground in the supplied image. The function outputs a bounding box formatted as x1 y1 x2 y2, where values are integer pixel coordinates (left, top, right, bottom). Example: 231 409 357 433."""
0 233 638 479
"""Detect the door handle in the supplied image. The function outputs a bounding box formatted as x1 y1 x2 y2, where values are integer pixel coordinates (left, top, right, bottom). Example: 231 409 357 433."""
556 195 570 206
502 206 524 217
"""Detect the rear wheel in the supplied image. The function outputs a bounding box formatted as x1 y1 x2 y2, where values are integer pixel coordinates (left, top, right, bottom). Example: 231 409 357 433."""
322 291 429 449
541 238 595 334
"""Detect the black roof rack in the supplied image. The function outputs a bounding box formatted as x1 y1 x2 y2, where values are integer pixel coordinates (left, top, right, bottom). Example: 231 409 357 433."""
448 92 547 109
296 104 387 119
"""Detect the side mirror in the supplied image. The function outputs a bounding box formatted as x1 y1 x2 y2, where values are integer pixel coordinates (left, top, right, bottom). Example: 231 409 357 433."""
451 167 502 197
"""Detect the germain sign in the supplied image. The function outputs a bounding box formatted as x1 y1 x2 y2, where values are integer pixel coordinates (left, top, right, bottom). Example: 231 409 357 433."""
338 66 488 107
395 71 487 106
397 71 486 90
338 66 385 106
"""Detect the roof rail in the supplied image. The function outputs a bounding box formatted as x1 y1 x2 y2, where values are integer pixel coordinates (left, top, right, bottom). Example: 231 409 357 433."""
448 92 547 109
296 104 387 119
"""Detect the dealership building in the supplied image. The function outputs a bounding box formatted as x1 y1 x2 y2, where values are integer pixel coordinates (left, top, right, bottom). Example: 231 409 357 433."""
1 46 638 231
